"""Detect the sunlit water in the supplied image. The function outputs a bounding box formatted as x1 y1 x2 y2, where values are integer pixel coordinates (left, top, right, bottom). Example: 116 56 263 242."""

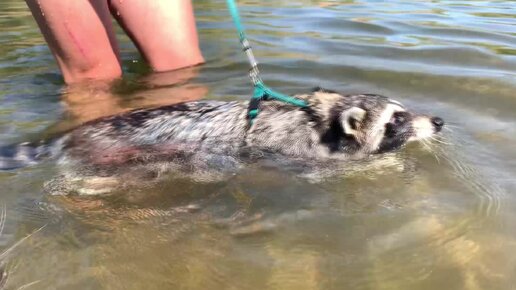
1 0 515 289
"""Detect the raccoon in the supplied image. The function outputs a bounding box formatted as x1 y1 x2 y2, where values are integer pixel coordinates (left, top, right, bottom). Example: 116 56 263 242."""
0 88 443 191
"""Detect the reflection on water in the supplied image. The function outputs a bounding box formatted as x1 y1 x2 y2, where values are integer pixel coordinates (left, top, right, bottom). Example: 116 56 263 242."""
1 0 515 289
50 67 208 133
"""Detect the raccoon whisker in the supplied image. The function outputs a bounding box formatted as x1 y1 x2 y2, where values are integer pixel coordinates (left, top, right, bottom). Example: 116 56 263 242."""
429 136 453 146
421 139 442 163
419 139 433 151
432 129 454 141
424 138 441 151
445 125 462 134
434 143 451 156
0 225 46 260
433 151 441 164
438 146 459 165
0 206 9 290
0 265 8 290
437 132 452 140
0 204 6 237
442 138 454 146
442 133 466 146
443 124 460 129
420 138 431 146
438 152 453 165
16 279 42 290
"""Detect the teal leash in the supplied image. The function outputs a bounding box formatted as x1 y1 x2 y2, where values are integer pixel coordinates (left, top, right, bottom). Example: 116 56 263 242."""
225 0 308 122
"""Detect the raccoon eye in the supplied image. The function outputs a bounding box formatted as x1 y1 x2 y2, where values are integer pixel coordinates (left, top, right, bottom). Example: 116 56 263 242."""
385 123 397 137
349 118 359 130
391 112 406 125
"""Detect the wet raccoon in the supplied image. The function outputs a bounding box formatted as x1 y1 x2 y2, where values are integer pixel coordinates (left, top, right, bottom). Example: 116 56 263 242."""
0 88 444 193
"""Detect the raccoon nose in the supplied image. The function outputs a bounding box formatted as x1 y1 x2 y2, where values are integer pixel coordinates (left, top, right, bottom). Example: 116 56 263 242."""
431 117 444 131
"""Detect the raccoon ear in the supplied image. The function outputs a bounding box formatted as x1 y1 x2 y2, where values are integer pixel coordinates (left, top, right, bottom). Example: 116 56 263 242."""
311 87 338 94
341 107 366 136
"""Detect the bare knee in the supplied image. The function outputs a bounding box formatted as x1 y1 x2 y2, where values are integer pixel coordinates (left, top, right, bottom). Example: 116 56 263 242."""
26 0 122 83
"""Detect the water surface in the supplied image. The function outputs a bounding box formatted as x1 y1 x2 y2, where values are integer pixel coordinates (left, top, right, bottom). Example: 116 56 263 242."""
0 0 515 289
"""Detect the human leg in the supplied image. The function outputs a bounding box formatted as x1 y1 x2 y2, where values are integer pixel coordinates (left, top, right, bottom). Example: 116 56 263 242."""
25 0 122 83
109 0 204 72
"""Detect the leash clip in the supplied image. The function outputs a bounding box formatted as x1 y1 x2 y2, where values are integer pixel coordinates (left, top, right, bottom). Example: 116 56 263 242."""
247 82 268 122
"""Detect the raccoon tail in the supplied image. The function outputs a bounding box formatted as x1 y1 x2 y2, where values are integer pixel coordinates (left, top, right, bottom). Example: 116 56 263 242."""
0 140 57 170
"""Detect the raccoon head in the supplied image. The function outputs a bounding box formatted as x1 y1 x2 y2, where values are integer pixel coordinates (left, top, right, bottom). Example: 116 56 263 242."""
310 88 444 156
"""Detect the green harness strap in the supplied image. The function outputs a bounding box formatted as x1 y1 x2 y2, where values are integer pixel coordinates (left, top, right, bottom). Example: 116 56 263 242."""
225 0 308 122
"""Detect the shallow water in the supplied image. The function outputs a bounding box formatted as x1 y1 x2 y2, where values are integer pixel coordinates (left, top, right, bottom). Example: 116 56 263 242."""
1 0 515 289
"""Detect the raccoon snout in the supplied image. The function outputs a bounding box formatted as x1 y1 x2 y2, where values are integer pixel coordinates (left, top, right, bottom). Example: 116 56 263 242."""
431 117 444 132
